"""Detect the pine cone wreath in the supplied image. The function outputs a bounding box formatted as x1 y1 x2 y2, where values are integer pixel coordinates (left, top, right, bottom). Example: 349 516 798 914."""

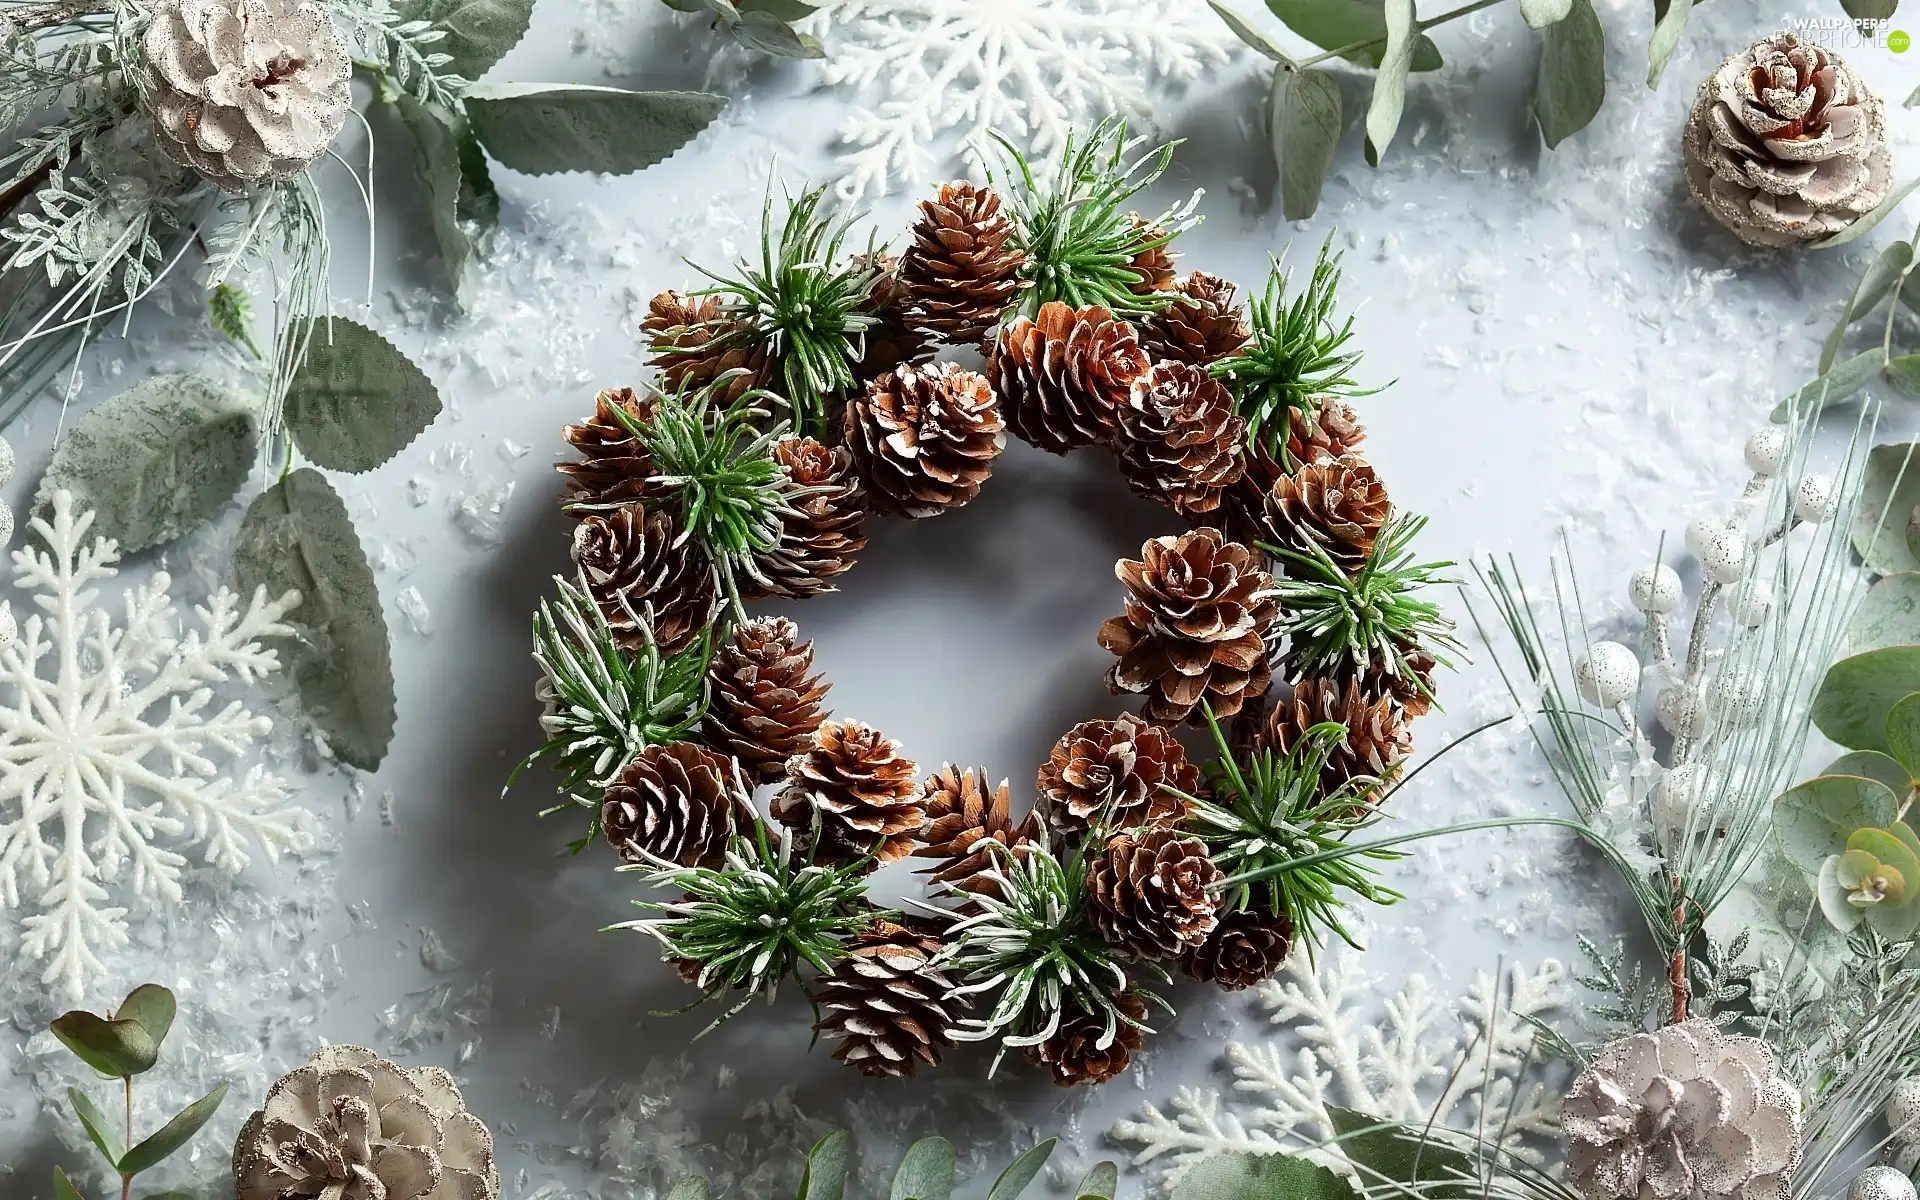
601 742 745 868
900 181 1026 347
989 301 1149 454
1125 216 1177 295
844 362 1005 518
774 720 926 866
914 765 1035 901
1112 360 1247 517
1262 454 1390 570
1266 675 1413 798
749 437 868 599
1098 527 1279 724
1181 905 1294 990
852 252 936 385
810 919 969 1078
557 387 658 513
1088 829 1222 959
571 505 718 655
1035 712 1196 834
1138 272 1251 367
1682 33 1892 248
642 291 770 404
704 616 831 784
1024 990 1149 1086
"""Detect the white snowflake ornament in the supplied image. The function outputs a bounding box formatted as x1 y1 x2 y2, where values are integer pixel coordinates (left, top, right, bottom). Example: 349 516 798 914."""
0 491 311 1001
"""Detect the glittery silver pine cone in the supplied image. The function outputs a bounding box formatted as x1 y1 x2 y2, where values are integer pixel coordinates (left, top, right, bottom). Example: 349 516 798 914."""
1682 33 1891 248
143 0 352 190
1563 1019 1801 1200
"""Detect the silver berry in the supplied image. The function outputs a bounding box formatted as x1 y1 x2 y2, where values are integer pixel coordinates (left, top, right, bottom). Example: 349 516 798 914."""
1575 642 1640 708
1848 1167 1916 1200
1744 427 1787 476
1686 515 1727 559
1794 473 1838 524
1629 564 1684 614
1701 528 1748 585
1733 590 1772 629
1657 682 1709 738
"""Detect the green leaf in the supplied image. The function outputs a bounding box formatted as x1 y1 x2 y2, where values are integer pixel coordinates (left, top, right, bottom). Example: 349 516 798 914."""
50 1011 159 1078
1214 1 1292 59
1645 0 1693 85
1270 64 1343 221
1825 749 1914 795
1850 825 1920 893
1519 0 1571 25
1775 774 1901 871
34 374 256 554
1849 574 1920 655
1532 0 1604 149
1821 241 1913 373
114 985 175 1050
1174 1153 1360 1200
890 1138 956 1200
666 1178 712 1200
1263 0 1442 69
393 97 478 302
1841 0 1898 21
1853 443 1920 574
1772 349 1887 421
118 1082 226 1176
53 1167 86 1200
799 1131 854 1200
1325 1106 1472 1198
1813 177 1920 249
1889 356 1920 398
232 469 396 771
392 0 534 78
1817 852 1867 930
1909 83 1919 108
70 1085 124 1165
1076 1163 1119 1200
733 11 825 57
987 1141 1057 1200
466 84 727 175
1817 648 1920 755
284 317 442 473
739 0 817 15
1362 0 1416 166
1889 693 1920 782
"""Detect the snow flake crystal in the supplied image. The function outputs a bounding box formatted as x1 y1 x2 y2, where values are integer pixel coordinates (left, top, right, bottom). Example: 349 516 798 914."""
0 490 312 1001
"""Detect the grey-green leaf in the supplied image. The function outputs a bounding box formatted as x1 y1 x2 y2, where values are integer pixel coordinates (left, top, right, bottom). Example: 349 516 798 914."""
891 1138 956 1200
1362 0 1416 166
1532 0 1604 149
35 374 255 554
1270 64 1343 220
232 470 396 771
70 1085 124 1165
50 1011 159 1078
1840 0 1898 21
799 1130 853 1200
1771 349 1887 422
1174 1153 1360 1200
53 1167 86 1200
1822 241 1913 373
1887 692 1920 782
1813 177 1920 249
1214 1 1292 60
1849 572 1920 653
118 1082 227 1176
987 1141 1056 1200
1824 750 1913 796
115 984 176 1049
1325 1105 1472 1198
284 317 441 473
1076 1163 1119 1200
1263 0 1441 69
466 84 727 175
1909 83 1919 108
1888 355 1920 398
1645 0 1694 86
739 0 817 15
1775 774 1900 872
392 0 534 78
734 11 825 57
1814 646 1920 756
1853 442 1920 574
666 1178 711 1200
394 97 477 303
1519 0 1571 26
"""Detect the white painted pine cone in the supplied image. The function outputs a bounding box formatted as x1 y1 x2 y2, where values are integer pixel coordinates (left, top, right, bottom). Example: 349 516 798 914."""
1563 1019 1802 1200
233 1044 501 1200
143 0 352 190
1682 33 1892 248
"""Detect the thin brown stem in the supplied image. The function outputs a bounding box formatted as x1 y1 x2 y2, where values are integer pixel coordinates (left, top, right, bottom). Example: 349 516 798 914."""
1667 947 1688 1023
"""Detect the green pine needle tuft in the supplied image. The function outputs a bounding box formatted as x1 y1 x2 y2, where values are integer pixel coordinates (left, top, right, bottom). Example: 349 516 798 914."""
1211 237 1381 461
693 185 881 440
990 118 1200 320
1266 513 1460 691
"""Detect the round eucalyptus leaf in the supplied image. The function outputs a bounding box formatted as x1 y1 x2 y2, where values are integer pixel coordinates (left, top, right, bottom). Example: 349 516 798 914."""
1824 749 1913 796
1854 442 1920 574
1847 572 1920 654
1888 692 1920 781
1813 646 1920 753
1774 773 1900 873
1817 854 1866 930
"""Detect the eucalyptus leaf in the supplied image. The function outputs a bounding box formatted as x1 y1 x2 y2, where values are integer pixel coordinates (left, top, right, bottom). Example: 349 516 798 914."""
890 1138 956 1200
1644 0 1693 86
1326 1105 1472 1198
1824 749 1913 796
1814 177 1920 250
50 1010 160 1078
34 374 255 554
232 470 396 771
1856 443 1920 574
1215 1 1293 60
1841 0 1898 17
70 1085 124 1165
987 1141 1056 1200
115 984 175 1049
1263 0 1442 69
1889 356 1920 398
739 0 817 15
1889 693 1920 781
1821 240 1913 373
1269 64 1343 220
1850 825 1920 889
1173 1152 1360 1200
1774 774 1899 878
1362 0 1416 166
1519 0 1572 24
1868 890 1920 936
467 84 727 175
1818 853 1866 930
1532 0 1604 149
1816 648 1920 755
1076 1162 1119 1200
734 11 825 57
118 1082 227 1175
666 1178 711 1200
284 317 441 473
393 96 478 302
391 0 534 78
1848 573 1920 653
799 1130 853 1200
53 1167 85 1200
1771 349 1885 421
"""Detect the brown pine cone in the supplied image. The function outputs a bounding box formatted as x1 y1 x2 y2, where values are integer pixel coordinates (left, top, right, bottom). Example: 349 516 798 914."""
1286 399 1367 465
1088 829 1222 959
1112 361 1248 517
642 291 770 404
1138 273 1250 367
914 765 1035 900
774 720 925 866
704 616 831 784
558 387 659 514
572 505 718 656
810 920 969 1078
900 182 1026 347
749 437 868 599
1181 906 1295 990
1125 217 1177 295
843 362 1005 518
1098 528 1279 725
601 742 744 868
1262 454 1390 570
1344 648 1438 721
1265 675 1413 798
989 302 1149 455
1035 712 1196 834
1024 990 1149 1086
853 252 936 386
